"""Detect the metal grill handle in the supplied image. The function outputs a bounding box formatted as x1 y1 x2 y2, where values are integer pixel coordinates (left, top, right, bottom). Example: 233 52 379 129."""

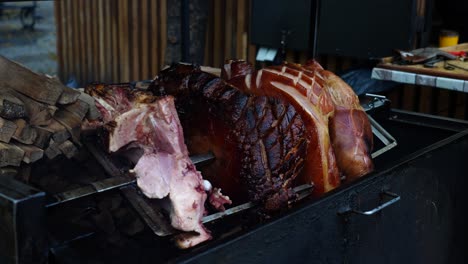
340 191 401 216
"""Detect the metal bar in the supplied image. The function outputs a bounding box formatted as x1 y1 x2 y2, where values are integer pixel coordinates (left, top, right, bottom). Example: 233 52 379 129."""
120 186 175 236
389 108 468 132
369 114 397 142
361 94 398 158
371 125 391 146
0 177 47 264
364 93 387 99
46 177 131 208
367 115 398 158
203 184 314 224
49 232 95 252
361 94 390 112
311 0 320 59
189 152 215 166
46 153 215 208
202 202 255 224
84 140 123 177
351 191 401 216
371 142 398 159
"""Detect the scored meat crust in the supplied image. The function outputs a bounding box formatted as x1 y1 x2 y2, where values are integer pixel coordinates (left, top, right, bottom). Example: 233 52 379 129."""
222 60 341 194
223 60 374 184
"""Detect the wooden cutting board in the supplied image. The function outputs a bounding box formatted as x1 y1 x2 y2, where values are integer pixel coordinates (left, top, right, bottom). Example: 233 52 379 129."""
376 43 468 81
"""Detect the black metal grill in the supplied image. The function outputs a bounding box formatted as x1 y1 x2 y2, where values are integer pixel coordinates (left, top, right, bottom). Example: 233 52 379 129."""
2 96 468 264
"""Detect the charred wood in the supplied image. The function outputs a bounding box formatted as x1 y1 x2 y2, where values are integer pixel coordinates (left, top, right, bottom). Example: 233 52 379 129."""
0 90 27 119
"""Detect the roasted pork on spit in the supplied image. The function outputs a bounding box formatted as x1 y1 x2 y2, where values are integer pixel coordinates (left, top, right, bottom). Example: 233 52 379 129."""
85 60 374 249
85 85 231 248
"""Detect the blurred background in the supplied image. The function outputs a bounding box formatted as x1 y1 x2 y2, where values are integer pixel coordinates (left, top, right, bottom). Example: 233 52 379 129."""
1 0 468 119
0 1 57 74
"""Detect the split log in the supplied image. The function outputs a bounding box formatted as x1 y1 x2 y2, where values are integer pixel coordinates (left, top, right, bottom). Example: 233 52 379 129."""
12 119 37 145
0 117 17 143
64 98 89 120
0 55 64 105
33 126 53 149
58 83 81 105
48 105 58 116
0 91 27 119
0 142 25 167
44 139 62 159
58 140 78 159
8 90 56 126
13 143 44 164
54 110 82 145
43 119 71 144
77 91 101 120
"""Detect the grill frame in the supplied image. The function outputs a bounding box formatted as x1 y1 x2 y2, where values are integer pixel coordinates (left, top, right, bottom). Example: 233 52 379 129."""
1 108 468 263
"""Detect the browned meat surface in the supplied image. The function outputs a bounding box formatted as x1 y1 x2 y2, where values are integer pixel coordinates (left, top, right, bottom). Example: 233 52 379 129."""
223 60 374 187
85 84 229 248
300 60 374 179
84 58 373 248
223 60 340 194
150 64 307 211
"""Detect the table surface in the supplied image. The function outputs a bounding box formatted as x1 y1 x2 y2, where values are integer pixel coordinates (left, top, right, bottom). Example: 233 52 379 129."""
371 43 468 93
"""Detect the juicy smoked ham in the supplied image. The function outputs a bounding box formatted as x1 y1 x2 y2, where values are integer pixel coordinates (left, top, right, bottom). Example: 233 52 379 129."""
150 64 308 210
316 68 374 179
224 60 374 183
223 60 340 194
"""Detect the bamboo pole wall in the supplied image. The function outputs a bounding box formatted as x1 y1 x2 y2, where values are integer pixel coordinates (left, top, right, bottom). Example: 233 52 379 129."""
55 0 358 85
202 0 254 68
54 0 468 119
55 0 167 85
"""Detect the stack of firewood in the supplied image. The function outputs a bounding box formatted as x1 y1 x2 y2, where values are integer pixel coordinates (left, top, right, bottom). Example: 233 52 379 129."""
0 56 100 173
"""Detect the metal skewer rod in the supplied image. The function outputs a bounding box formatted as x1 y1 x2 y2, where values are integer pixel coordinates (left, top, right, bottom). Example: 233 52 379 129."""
202 183 314 224
46 153 215 208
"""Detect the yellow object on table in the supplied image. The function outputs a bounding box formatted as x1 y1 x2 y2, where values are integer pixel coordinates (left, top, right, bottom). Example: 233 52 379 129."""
439 30 459 47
